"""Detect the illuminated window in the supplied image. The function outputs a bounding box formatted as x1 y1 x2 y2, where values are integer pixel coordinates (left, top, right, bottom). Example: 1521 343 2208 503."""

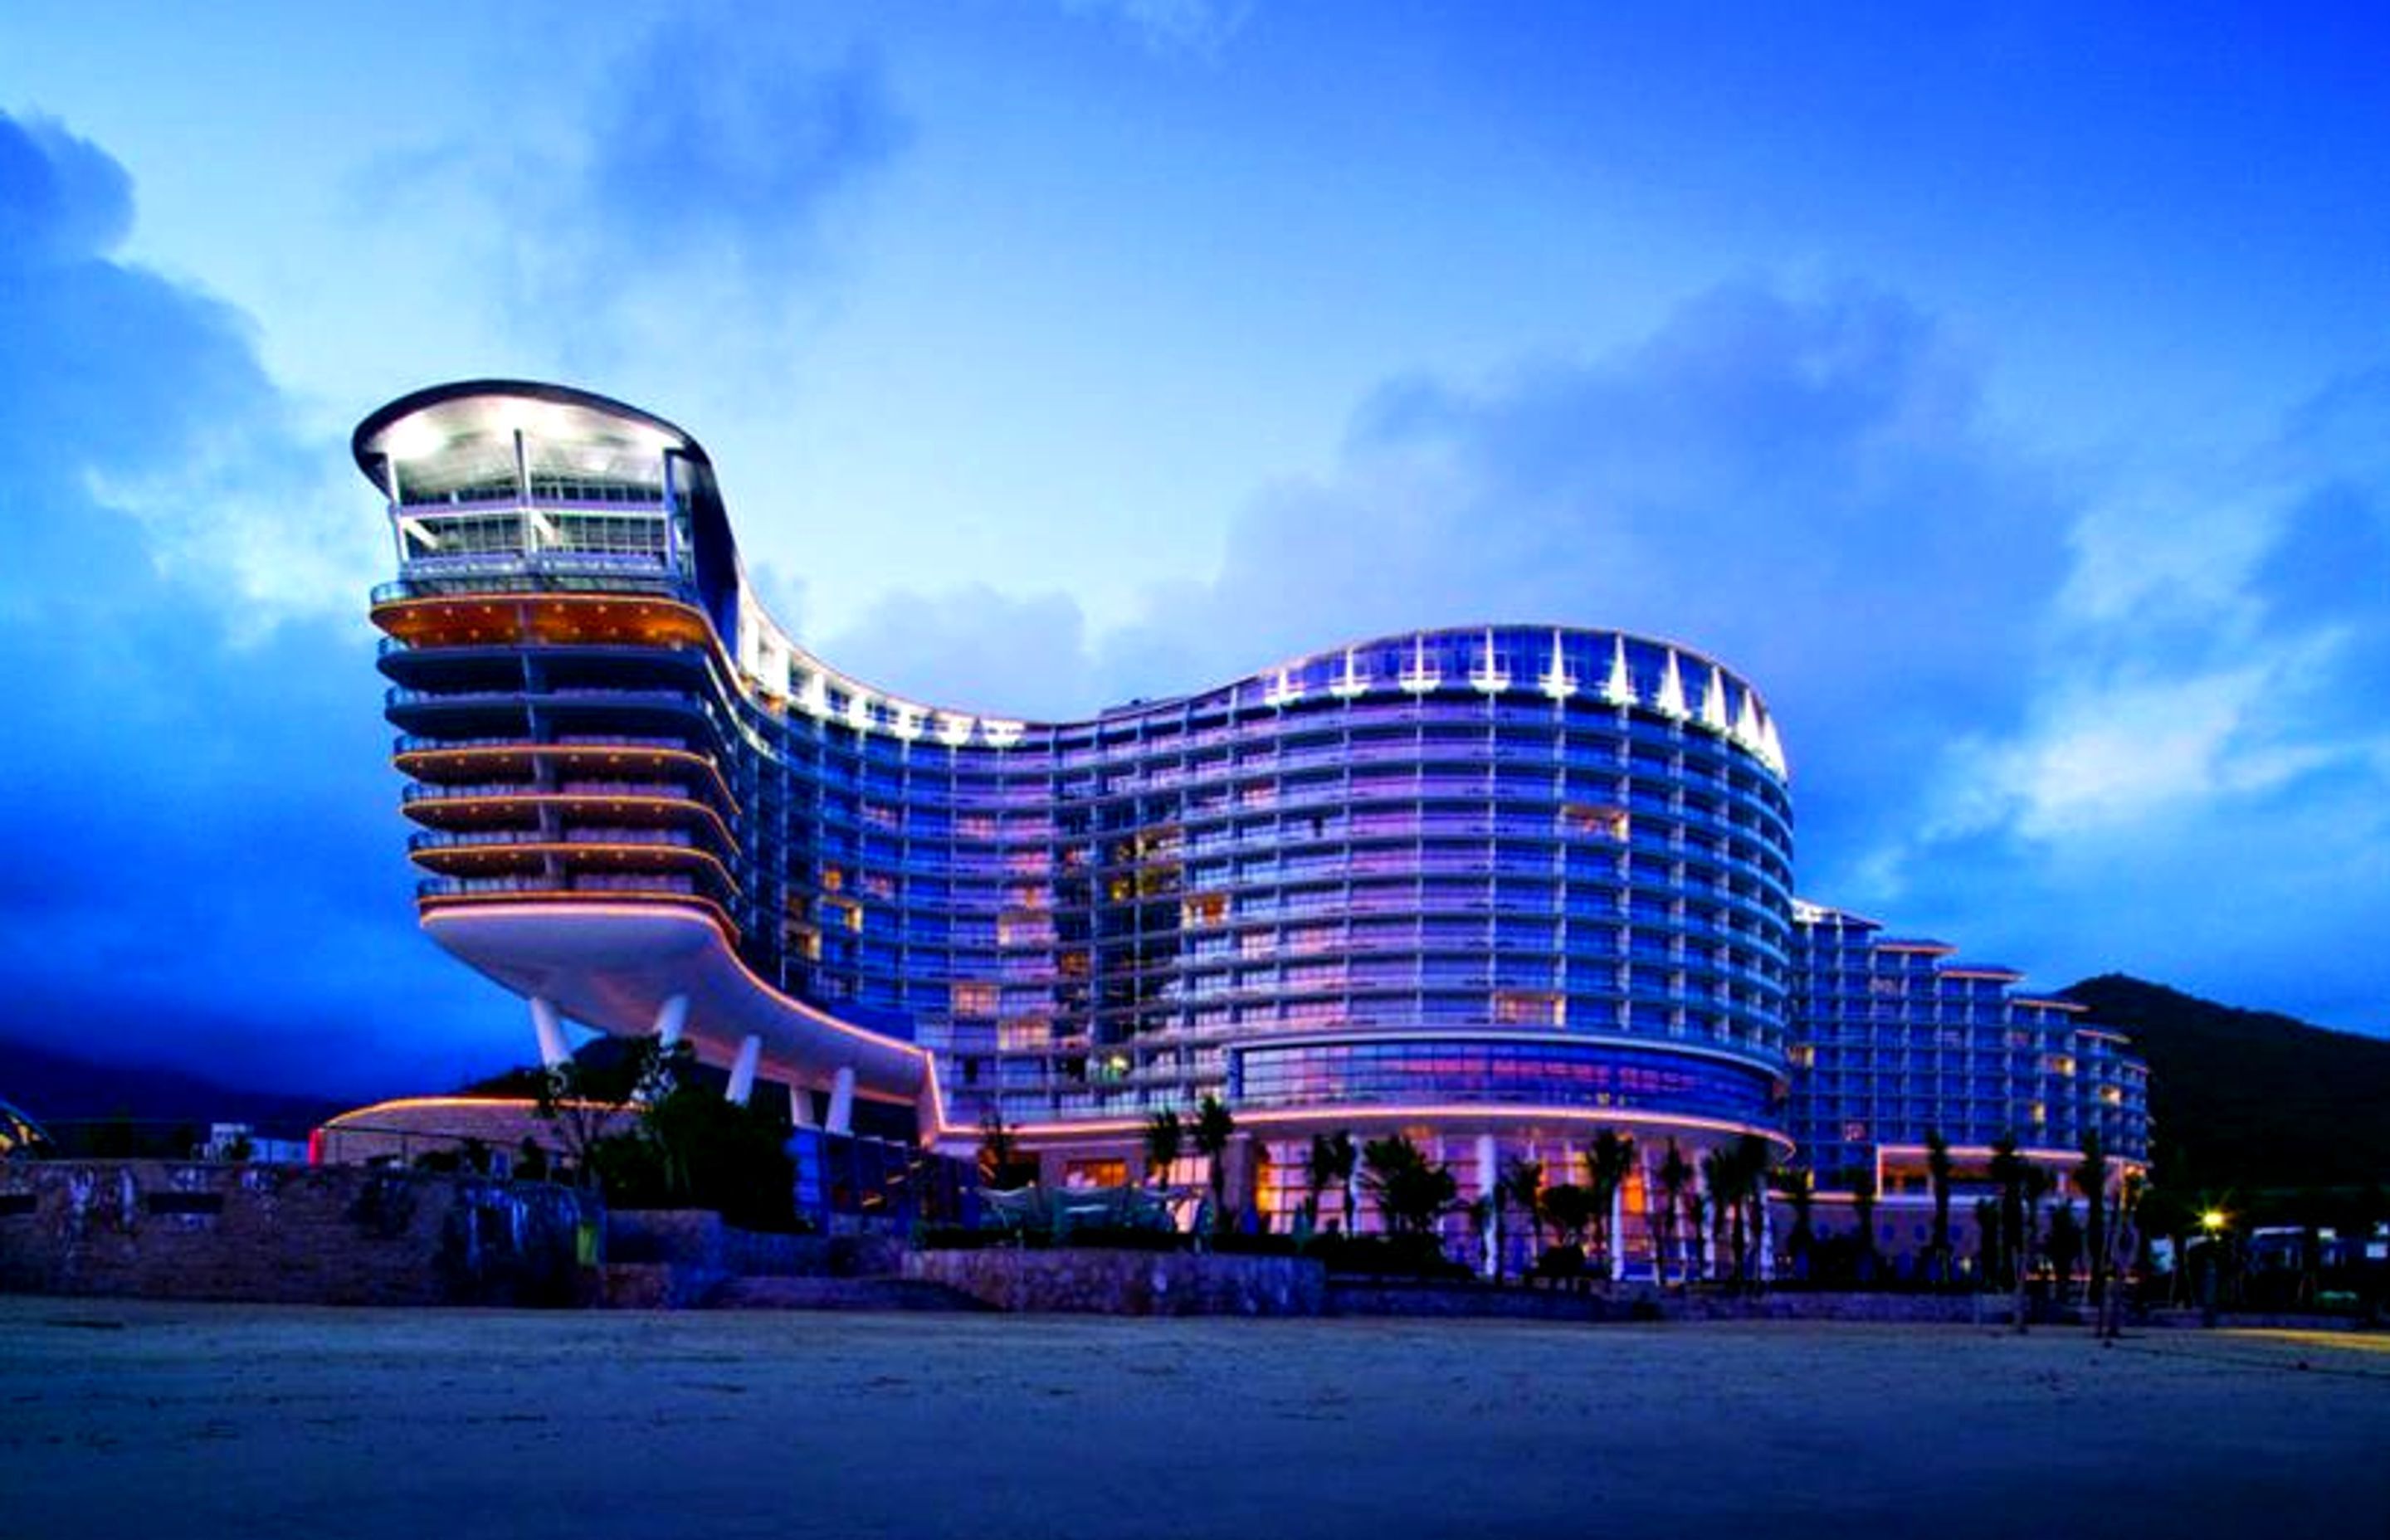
1183 892 1230 928
1788 1043 1815 1069
1560 803 1630 841
1063 1158 1129 1188
2041 1054 2076 1076
819 865 846 894
2030 1101 2047 1125
997 1016 1049 1051
820 896 863 933
1494 992 1564 1026
952 982 997 1017
2100 1084 2124 1106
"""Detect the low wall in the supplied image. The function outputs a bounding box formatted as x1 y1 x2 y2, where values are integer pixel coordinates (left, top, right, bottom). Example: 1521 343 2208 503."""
0 1161 599 1306
606 1211 830 1276
906 1247 1325 1316
1666 1290 2002 1323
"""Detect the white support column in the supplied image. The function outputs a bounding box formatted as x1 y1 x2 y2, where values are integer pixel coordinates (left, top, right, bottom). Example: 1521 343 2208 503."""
1610 1179 1627 1283
726 1034 761 1106
1476 1133 1499 1280
1697 1162 1718 1280
789 1083 817 1129
529 996 571 1070
652 993 689 1049
826 1065 856 1135
1758 1186 1776 1282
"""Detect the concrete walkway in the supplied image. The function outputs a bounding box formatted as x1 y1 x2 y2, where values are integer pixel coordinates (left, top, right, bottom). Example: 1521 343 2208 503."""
2 1299 2383 1538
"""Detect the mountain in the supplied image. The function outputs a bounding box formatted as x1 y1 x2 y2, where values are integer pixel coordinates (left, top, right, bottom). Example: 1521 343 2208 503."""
2062 974 2390 1194
0 1035 362 1141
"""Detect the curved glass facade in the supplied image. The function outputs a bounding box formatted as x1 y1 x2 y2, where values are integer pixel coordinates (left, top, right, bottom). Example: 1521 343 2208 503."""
1233 1036 1783 1125
359 381 1798 1163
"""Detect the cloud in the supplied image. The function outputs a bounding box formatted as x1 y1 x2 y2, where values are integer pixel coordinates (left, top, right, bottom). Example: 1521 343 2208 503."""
0 109 517 1095
369 19 910 384
1880 368 2390 1026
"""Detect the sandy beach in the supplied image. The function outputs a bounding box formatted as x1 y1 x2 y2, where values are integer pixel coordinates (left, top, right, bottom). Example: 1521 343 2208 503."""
3 1299 2384 1538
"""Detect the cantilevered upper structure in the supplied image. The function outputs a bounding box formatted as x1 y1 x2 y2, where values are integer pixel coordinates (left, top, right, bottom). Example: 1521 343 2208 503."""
359 379 2143 1259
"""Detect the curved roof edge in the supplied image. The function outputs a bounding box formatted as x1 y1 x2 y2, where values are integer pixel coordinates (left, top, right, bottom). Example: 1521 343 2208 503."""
351 378 712 480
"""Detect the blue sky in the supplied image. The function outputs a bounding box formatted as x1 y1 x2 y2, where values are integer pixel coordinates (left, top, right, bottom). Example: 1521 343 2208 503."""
2 2 2386 1093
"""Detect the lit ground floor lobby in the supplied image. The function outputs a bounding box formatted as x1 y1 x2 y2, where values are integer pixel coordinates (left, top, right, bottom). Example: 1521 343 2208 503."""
2 1299 2383 1538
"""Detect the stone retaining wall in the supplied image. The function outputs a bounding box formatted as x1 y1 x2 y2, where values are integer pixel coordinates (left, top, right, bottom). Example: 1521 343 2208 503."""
0 1161 598 1305
905 1247 1325 1315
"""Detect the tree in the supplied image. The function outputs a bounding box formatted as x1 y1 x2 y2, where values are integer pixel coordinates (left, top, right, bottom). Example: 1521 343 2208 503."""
1988 1133 2028 1291
1925 1128 1956 1285
1540 1183 1596 1260
1849 1166 1879 1286
1730 1134 1775 1284
1779 1167 1816 1281
1583 1131 1638 1280
978 1104 1027 1191
1193 1094 1236 1226
1656 1140 1695 1287
1362 1133 1458 1237
1144 1109 1184 1188
1499 1157 1545 1281
2046 1202 2084 1303
2014 1165 2054 1333
1307 1131 1358 1235
1973 1195 2003 1290
2074 1131 2110 1313
535 1033 680 1187
1700 1148 1731 1284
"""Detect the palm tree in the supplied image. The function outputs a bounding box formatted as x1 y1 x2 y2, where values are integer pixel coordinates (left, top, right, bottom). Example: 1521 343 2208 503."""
1499 1157 1544 1281
1972 1195 2003 1289
1362 1133 1458 1237
1540 1183 1595 1281
1308 1130 1358 1235
1925 1128 1955 1285
1583 1131 1637 1280
1193 1094 1236 1227
1700 1148 1731 1284
1656 1140 1694 1287
1988 1133 2027 1292
1144 1109 1184 1188
1730 1133 1774 1284
2014 1165 2053 1333
1850 1166 1879 1286
1779 1167 1816 1281
2073 1131 2109 1313
2046 1201 2083 1304
974 1103 1025 1191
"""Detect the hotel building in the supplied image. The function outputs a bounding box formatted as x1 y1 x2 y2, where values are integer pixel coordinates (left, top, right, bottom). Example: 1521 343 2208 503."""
358 380 2143 1257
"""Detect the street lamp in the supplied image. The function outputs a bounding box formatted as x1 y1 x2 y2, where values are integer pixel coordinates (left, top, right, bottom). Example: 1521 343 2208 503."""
2197 1207 2229 1321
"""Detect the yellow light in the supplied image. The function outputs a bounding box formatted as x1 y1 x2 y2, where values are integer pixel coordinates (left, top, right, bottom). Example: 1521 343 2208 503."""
2200 1208 2227 1233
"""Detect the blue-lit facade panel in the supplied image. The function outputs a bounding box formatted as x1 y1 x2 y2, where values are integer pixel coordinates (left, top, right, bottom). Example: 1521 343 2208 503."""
1785 904 2152 1184
1232 1036 1783 1126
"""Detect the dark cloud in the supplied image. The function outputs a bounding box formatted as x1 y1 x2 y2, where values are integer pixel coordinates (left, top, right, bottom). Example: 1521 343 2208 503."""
582 34 908 284
0 110 518 1097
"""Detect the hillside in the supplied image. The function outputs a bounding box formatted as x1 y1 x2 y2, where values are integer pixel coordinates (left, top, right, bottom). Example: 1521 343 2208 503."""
0 1036 355 1141
2063 974 2390 1193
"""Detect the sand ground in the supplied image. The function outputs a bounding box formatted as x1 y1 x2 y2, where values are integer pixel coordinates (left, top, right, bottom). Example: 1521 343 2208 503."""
3 1298 2385 1539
